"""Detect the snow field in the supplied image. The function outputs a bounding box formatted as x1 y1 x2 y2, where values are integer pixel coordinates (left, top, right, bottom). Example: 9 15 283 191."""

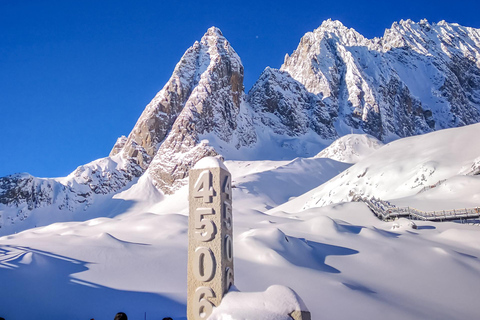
2 125 480 319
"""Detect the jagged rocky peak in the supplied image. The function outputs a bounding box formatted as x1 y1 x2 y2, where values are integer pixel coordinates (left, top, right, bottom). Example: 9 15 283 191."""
314 19 371 46
144 26 254 194
111 26 244 176
279 19 480 142
381 19 480 55
281 19 371 99
381 19 434 52
190 26 245 133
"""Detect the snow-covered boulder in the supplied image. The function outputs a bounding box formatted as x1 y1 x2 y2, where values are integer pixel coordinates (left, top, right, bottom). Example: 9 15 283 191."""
209 285 311 320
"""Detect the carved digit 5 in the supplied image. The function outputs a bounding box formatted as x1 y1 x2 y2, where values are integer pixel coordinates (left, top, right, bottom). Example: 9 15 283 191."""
224 201 232 230
193 170 214 203
195 208 216 242
194 247 216 282
194 286 215 320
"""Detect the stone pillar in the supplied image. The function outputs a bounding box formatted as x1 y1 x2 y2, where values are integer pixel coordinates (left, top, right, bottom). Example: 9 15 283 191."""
187 157 234 320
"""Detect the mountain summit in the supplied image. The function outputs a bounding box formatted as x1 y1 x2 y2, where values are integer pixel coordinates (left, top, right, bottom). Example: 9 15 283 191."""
280 19 480 140
143 27 255 193
110 27 249 171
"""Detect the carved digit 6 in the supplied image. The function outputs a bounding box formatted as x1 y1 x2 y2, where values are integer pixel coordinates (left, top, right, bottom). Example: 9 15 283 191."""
194 286 215 320
195 208 216 242
225 267 234 293
194 247 216 282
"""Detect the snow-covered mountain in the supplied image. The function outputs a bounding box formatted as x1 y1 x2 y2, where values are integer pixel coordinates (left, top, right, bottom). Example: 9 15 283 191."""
0 154 138 229
280 19 480 140
2 19 480 231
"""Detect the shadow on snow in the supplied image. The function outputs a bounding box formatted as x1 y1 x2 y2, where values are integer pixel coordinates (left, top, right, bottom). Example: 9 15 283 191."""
0 245 186 320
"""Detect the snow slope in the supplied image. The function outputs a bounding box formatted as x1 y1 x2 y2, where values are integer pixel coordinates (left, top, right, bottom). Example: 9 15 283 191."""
2 124 480 319
275 123 480 211
315 134 384 164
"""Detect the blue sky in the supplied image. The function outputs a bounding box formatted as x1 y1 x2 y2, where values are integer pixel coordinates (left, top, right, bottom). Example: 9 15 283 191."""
1 0 479 178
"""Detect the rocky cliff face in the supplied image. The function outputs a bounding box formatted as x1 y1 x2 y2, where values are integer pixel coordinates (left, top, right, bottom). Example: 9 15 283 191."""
247 67 337 139
109 30 220 170
0 168 115 214
279 19 480 141
145 27 256 194
2 20 480 228
0 154 138 227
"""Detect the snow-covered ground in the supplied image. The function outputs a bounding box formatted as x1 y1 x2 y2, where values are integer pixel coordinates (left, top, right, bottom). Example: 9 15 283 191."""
2 125 480 319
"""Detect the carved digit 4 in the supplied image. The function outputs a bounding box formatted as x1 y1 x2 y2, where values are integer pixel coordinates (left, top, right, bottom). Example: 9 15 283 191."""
194 208 216 242
194 247 216 282
193 170 215 203
222 174 232 200
193 286 215 320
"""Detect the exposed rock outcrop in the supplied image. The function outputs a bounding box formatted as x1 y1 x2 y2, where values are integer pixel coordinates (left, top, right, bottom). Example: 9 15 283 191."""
247 67 337 139
145 27 255 193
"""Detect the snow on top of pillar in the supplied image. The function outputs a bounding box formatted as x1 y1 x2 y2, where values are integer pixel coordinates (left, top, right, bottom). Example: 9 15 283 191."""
193 156 228 171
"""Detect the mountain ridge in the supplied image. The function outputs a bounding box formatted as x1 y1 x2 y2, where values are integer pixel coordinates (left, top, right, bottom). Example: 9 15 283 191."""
2 19 480 231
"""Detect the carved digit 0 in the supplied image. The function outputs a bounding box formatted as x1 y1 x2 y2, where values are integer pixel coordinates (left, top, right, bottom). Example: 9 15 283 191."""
225 234 233 262
193 286 215 320
193 170 214 203
194 247 216 282
224 201 232 230
195 208 216 242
